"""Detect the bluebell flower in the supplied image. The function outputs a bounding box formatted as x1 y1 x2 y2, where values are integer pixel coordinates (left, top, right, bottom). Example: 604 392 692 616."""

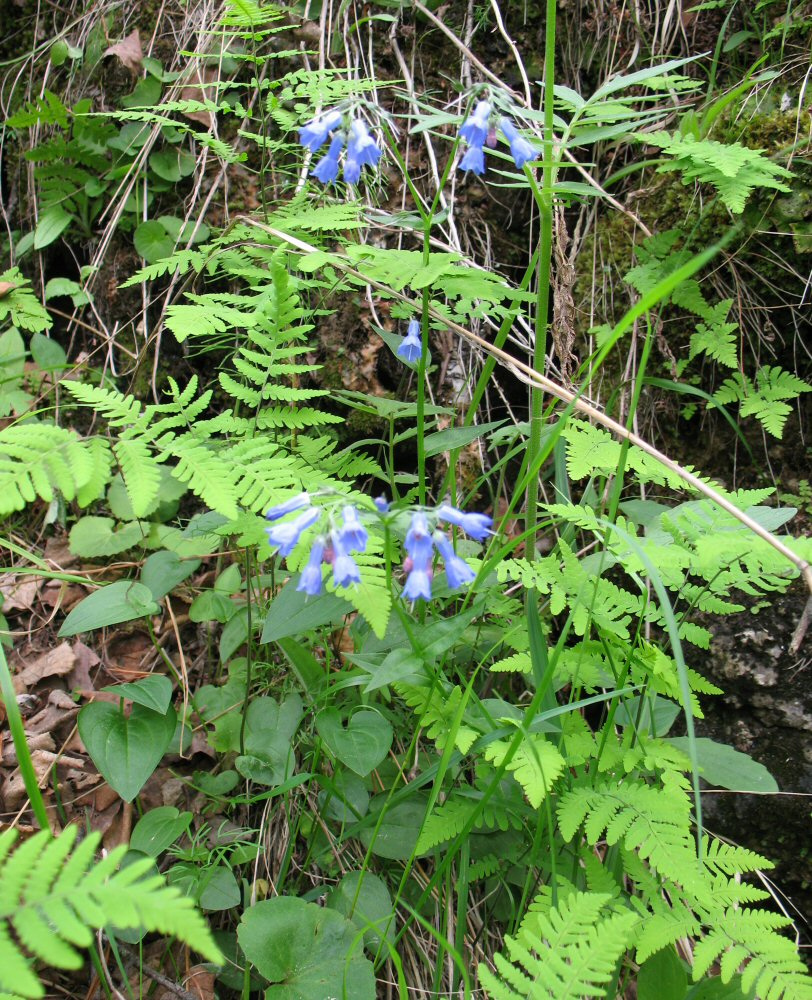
459 143 486 175
500 117 537 169
397 319 422 364
343 119 382 184
338 505 368 553
298 109 343 153
459 100 492 147
403 560 433 601
347 120 382 168
404 511 434 564
266 507 320 556
373 495 390 513
332 531 361 588
433 532 476 589
297 537 325 597
437 503 493 541
265 492 311 522
311 134 344 184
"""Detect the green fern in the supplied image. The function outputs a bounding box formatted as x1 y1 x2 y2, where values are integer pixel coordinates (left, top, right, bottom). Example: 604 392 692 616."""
479 891 639 1000
713 365 811 437
0 423 108 516
0 269 52 334
0 825 222 999
693 911 812 1000
644 131 792 212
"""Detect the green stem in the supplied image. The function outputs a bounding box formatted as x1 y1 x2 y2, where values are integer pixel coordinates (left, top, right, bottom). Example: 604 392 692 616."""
524 0 559 561
0 642 49 829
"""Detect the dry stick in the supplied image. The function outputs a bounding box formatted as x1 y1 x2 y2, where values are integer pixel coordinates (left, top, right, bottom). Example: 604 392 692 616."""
232 216 812 605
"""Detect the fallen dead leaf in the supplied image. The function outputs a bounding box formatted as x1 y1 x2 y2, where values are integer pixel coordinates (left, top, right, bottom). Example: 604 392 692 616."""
2 730 55 764
104 29 143 73
3 747 57 808
16 640 76 687
27 688 80 735
0 281 18 298
69 639 100 691
43 535 77 568
185 966 216 1000
0 576 40 611
178 65 219 126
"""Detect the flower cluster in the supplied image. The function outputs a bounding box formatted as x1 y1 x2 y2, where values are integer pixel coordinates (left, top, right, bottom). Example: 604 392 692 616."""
265 494 368 597
298 110 382 185
457 100 537 176
397 318 422 364
401 504 493 602
265 495 493 605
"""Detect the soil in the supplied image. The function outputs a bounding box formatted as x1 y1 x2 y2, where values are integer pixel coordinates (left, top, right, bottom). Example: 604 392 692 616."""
697 584 812 948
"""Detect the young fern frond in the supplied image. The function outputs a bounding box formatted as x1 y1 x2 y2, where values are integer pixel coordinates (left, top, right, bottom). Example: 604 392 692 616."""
478 891 639 1000
0 826 221 1000
0 423 106 516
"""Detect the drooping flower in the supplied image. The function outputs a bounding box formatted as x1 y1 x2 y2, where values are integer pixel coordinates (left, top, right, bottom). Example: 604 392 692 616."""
344 119 382 184
433 532 476 589
311 134 344 184
373 495 390 513
297 537 326 597
437 503 493 542
500 117 537 169
397 318 422 364
459 100 492 147
298 109 343 153
459 143 486 175
265 492 311 522
404 511 434 564
338 505 368 553
403 559 433 601
332 531 361 588
266 507 321 556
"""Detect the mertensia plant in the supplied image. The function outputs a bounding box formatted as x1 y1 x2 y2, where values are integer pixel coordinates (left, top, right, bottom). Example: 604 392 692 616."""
1 2 811 999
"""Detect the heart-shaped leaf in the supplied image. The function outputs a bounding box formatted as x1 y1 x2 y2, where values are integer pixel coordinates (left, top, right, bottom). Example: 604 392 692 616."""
78 701 176 801
326 872 396 952
130 806 192 857
237 897 375 1000
316 709 393 777
102 674 173 713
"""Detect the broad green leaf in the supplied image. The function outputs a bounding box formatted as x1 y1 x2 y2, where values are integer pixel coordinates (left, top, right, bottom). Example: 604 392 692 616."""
638 947 688 1000
34 205 71 249
422 419 507 457
134 220 174 262
359 797 428 860
326 871 395 952
141 549 201 600
189 590 236 624
102 674 173 713
198 866 241 911
319 770 369 824
78 701 176 801
30 332 67 369
59 580 160 636
237 897 375 1000
261 578 352 643
130 806 192 857
316 709 393 777
668 737 778 792
69 516 146 557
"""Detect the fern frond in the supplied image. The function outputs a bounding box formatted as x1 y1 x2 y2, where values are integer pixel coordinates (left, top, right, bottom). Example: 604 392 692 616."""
484 734 566 808
557 778 695 885
645 131 792 212
114 439 162 518
479 891 639 1000
0 826 222 1000
693 910 812 1000
0 424 96 514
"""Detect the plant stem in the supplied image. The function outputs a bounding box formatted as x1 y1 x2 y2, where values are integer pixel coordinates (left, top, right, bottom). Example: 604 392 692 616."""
524 0 558 560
